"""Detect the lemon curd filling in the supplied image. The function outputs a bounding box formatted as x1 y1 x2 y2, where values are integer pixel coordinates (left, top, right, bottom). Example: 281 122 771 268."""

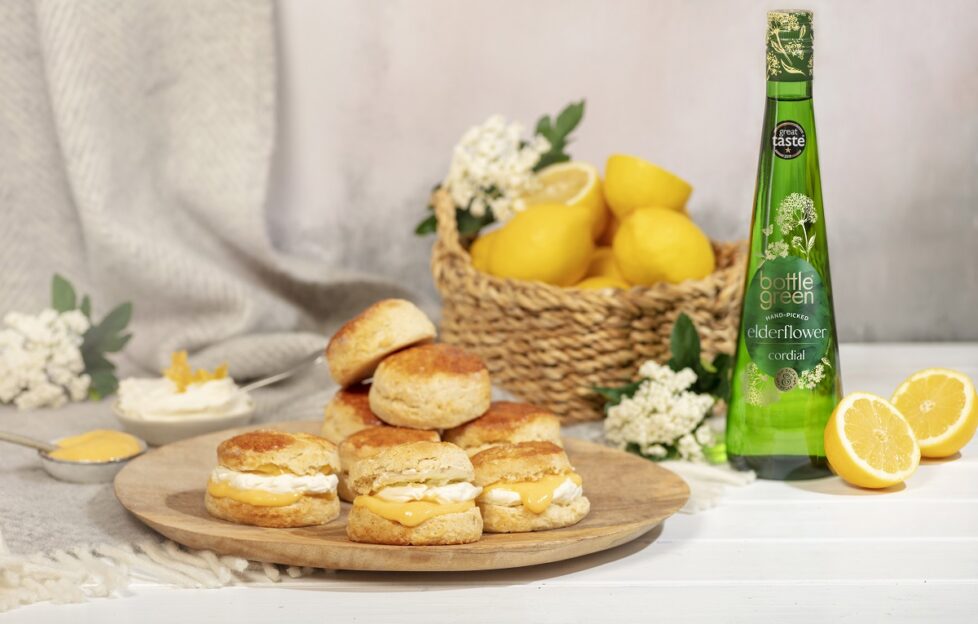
353 497 475 528
481 472 583 514
206 466 337 507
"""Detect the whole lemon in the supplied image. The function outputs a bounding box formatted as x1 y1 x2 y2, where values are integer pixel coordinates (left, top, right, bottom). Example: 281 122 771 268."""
469 230 497 272
604 154 693 219
584 247 626 281
488 204 594 286
574 275 629 290
613 207 715 285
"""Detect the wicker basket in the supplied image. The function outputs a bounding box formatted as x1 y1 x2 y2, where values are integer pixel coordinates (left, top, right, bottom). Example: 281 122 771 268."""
430 188 747 422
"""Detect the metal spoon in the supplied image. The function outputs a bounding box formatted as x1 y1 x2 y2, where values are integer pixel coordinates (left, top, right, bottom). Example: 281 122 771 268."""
239 350 325 393
0 430 58 454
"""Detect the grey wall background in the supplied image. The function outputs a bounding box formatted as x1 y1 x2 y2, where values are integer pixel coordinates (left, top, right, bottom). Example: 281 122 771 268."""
267 0 978 342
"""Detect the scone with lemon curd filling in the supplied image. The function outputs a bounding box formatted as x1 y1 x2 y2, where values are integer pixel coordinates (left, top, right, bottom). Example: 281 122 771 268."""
472 441 589 533
336 426 440 502
320 384 384 445
346 441 483 545
205 430 340 528
369 343 491 430
326 299 436 387
444 401 562 456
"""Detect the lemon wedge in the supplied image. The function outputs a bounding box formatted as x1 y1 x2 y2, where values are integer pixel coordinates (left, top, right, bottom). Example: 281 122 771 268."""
519 162 608 238
891 368 977 458
824 392 921 489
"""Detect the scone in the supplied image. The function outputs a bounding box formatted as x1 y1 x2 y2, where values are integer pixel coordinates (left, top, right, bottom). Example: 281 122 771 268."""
336 426 440 502
346 441 483 545
369 343 490 429
326 299 436 387
320 383 384 444
204 429 340 528
472 441 590 533
443 401 562 456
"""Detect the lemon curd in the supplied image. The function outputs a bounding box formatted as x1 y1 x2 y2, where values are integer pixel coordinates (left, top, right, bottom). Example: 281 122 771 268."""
353 497 475 527
49 429 142 463
483 472 583 514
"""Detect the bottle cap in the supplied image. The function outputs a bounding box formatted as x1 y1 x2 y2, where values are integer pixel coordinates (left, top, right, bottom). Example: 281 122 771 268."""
767 10 813 82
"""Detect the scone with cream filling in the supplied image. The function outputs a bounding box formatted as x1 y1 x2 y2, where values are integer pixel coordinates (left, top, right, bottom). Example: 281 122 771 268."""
346 441 483 545
443 401 562 456
336 426 440 502
472 441 589 533
326 299 436 387
369 343 490 430
320 383 384 444
204 429 340 528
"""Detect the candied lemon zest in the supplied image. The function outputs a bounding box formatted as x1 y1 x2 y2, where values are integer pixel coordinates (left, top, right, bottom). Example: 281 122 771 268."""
164 351 228 393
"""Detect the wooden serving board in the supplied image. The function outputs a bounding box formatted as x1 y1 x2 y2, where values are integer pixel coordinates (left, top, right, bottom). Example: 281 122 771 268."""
114 421 689 572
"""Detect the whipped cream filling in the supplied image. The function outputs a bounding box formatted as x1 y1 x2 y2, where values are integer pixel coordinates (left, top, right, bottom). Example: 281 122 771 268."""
118 377 252 422
374 481 483 504
210 466 338 495
480 477 583 507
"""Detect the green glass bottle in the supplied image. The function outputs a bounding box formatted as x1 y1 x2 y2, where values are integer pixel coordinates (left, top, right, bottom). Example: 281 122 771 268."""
726 10 842 480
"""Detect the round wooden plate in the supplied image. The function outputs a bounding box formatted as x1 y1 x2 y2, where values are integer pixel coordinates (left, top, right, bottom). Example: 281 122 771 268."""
114 421 689 572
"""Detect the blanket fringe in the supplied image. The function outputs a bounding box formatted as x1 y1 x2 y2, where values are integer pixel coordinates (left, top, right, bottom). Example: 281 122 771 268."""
0 528 314 613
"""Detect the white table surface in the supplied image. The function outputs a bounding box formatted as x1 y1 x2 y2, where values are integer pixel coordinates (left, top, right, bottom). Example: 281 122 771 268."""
11 343 978 624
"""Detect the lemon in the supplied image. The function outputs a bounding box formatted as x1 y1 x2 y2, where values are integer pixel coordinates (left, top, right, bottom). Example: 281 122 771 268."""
519 162 608 239
891 368 978 458
488 203 594 287
612 207 715 286
584 247 626 281
824 392 921 489
597 215 619 246
603 154 693 219
574 276 629 290
468 230 497 273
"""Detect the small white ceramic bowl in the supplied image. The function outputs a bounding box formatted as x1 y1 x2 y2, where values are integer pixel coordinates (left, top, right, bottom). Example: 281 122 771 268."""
39 437 148 484
112 397 256 446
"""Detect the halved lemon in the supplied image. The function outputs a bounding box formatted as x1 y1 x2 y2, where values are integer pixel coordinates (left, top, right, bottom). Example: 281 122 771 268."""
824 392 920 489
518 162 608 238
891 368 977 458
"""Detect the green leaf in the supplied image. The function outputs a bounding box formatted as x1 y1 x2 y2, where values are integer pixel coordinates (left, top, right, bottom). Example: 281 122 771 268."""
532 99 586 172
81 347 116 374
100 332 132 354
593 380 643 410
535 116 555 140
455 207 495 237
79 295 92 319
51 274 76 312
554 100 585 137
667 313 701 372
88 369 119 401
98 302 132 334
414 214 438 236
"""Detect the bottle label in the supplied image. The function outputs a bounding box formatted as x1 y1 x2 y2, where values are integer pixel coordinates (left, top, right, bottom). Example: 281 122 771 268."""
772 121 806 160
743 255 830 379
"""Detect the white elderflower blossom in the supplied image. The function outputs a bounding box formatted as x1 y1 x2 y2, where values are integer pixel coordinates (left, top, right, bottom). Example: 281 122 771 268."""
0 308 92 409
776 192 816 235
443 115 550 223
604 361 715 463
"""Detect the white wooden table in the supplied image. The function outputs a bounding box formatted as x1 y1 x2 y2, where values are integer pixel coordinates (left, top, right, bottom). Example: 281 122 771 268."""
13 343 978 623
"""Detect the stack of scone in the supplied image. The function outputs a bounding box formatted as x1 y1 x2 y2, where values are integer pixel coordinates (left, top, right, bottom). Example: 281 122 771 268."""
204 298 590 542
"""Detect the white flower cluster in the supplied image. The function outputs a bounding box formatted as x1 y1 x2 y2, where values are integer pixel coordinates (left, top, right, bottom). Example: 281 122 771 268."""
604 361 716 463
443 115 550 223
798 356 832 390
0 309 91 409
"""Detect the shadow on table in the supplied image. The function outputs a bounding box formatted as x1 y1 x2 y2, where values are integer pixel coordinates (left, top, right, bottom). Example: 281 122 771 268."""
275 522 666 592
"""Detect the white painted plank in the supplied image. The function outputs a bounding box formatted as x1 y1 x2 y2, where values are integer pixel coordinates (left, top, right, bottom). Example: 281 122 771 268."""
12 582 978 624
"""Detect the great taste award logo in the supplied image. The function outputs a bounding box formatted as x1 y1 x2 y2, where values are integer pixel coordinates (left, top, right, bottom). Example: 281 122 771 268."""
772 120 806 159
